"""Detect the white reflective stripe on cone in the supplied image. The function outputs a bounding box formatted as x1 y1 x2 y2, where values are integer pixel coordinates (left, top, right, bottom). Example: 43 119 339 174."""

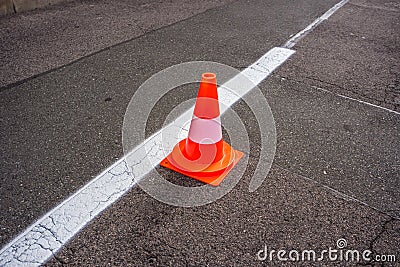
188 116 222 144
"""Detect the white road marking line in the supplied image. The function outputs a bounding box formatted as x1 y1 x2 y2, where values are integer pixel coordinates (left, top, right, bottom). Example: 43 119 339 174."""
313 86 400 115
282 0 399 114
0 0 354 264
282 0 349 48
0 47 295 266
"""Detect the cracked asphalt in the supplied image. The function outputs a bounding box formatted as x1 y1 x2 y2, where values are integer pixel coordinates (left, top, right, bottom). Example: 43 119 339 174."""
0 0 399 266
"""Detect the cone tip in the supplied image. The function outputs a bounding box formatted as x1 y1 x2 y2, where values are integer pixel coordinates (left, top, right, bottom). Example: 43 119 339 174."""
202 73 216 83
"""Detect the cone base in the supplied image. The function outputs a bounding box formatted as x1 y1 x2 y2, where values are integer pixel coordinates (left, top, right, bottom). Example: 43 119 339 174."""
160 141 243 186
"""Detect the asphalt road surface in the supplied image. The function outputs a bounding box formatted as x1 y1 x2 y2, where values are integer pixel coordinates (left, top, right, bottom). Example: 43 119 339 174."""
0 0 399 266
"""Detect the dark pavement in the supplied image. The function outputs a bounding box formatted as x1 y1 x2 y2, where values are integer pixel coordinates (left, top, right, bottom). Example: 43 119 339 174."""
0 0 340 247
0 0 236 88
0 0 399 265
278 0 400 111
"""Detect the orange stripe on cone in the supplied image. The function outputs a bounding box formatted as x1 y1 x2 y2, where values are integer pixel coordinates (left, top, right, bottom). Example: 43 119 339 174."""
160 73 243 186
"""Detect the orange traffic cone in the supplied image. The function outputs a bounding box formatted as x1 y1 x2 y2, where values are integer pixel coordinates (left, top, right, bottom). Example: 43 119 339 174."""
160 73 243 186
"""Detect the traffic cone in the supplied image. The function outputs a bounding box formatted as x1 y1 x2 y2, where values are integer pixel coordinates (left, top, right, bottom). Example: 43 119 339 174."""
160 73 243 186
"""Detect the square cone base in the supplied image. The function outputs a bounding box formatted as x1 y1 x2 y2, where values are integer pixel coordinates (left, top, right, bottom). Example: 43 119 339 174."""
160 149 243 186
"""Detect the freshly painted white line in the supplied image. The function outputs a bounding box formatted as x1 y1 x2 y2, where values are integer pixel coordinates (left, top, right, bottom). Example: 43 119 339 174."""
283 0 349 48
313 86 400 115
0 47 295 266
